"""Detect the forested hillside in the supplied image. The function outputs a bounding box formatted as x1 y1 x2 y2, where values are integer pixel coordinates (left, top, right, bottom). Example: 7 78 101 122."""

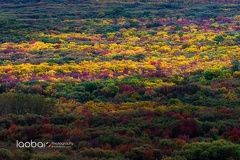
0 0 239 159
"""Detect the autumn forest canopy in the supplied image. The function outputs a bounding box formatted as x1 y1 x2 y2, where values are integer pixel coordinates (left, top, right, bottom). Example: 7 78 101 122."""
0 0 239 159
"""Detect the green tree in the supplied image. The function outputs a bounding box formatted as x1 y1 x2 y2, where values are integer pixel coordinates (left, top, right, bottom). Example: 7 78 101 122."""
203 68 223 80
213 36 225 43
234 35 240 44
0 93 55 115
175 140 240 160
231 60 240 72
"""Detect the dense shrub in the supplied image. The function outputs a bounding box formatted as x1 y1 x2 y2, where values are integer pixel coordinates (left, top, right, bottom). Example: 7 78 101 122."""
79 148 119 158
0 93 55 115
175 140 240 160
0 149 14 160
